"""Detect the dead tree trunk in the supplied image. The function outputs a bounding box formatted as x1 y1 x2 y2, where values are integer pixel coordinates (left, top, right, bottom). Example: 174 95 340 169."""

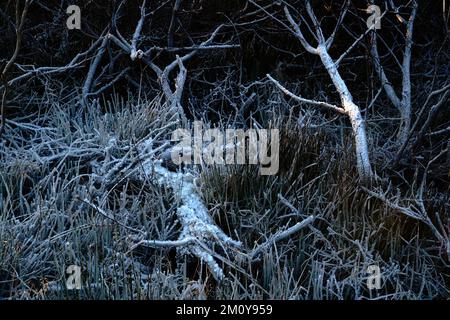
267 1 373 182
370 1 418 147
316 45 373 180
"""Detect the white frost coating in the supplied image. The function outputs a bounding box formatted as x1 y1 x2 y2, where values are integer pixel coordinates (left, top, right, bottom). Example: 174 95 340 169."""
316 45 373 180
139 142 241 280
370 2 417 146
276 1 373 182
279 4 373 182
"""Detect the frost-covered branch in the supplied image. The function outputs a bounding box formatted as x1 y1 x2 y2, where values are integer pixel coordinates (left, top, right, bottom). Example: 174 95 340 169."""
267 74 346 115
362 148 449 260
370 1 418 146
136 154 242 280
130 0 146 61
82 36 109 106
268 2 374 182
252 215 315 258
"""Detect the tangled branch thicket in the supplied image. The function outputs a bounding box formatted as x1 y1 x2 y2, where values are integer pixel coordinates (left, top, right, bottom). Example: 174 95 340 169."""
0 0 448 299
